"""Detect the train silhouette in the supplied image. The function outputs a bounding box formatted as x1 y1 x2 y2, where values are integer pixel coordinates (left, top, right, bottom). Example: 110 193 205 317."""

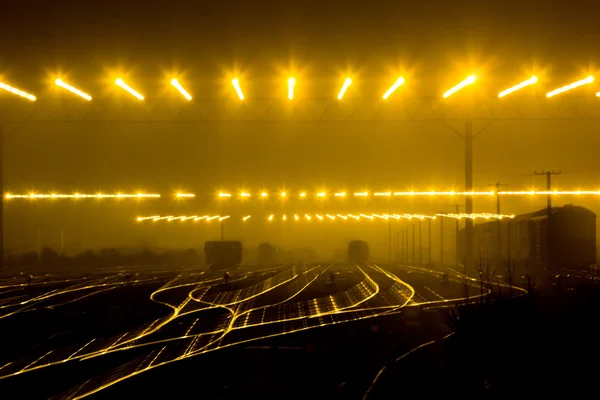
458 204 596 275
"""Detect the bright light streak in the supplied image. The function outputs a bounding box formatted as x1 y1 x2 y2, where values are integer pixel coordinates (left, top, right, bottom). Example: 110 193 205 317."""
317 192 326 197
498 76 537 98
382 77 405 100
176 193 195 198
337 78 352 100
288 77 295 100
443 75 476 98
170 79 192 100
55 79 92 101
281 192 287 198
392 191 494 196
299 192 306 198
153 216 173 221
546 76 594 98
218 192 231 198
138 212 522 224
0 82 36 101
232 78 244 100
436 213 514 220
334 192 346 197
6 193 160 200
597 92 600 97
240 192 250 197
354 192 368 197
374 192 391 197
115 78 144 100
261 192 268 198
137 216 159 221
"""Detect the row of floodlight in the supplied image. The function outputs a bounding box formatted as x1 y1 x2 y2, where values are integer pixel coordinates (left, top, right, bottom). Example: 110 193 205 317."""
6 189 600 201
1 74 599 103
136 212 513 223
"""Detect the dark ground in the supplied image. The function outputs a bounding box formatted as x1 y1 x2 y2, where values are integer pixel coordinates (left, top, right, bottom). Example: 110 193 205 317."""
0 265 598 399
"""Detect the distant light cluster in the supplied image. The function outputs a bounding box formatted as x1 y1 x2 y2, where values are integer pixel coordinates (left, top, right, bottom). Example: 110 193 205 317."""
137 215 227 222
6 189 600 201
436 213 514 220
5 193 160 200
134 212 513 223
212 189 600 199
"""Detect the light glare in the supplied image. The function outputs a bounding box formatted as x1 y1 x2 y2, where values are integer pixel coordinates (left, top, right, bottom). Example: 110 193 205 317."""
232 78 244 100
288 77 295 100
115 78 144 100
498 76 538 98
382 77 405 99
443 75 476 98
0 82 36 101
337 78 352 100
546 76 594 98
170 79 192 101
55 79 92 101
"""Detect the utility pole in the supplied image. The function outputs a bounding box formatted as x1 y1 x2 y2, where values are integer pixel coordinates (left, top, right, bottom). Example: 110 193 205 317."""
387 197 392 264
396 232 400 262
388 219 392 263
412 223 415 264
489 182 508 263
400 230 404 263
535 170 561 269
405 227 409 264
439 214 444 266
418 219 422 266
464 120 474 273
451 204 464 267
534 170 561 212
428 218 432 265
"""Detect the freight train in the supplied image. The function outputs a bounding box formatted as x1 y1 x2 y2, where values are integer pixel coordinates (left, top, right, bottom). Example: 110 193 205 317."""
458 205 596 276
204 241 242 268
348 240 369 264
